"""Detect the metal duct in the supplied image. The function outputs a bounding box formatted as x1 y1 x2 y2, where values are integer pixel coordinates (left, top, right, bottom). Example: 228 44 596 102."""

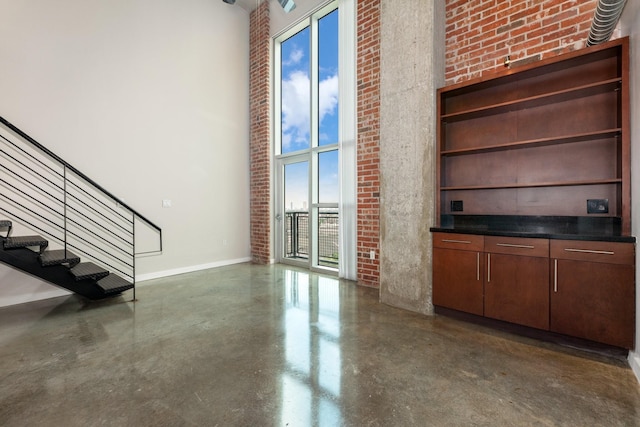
587 0 627 46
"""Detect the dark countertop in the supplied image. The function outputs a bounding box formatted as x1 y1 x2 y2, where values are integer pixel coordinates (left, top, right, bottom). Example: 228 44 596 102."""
431 215 636 243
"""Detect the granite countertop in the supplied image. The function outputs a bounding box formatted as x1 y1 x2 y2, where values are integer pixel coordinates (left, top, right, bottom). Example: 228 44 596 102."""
430 215 636 243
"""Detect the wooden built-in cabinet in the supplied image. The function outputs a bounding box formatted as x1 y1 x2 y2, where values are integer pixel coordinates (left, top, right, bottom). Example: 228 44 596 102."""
432 232 636 348
436 38 630 234
432 38 634 349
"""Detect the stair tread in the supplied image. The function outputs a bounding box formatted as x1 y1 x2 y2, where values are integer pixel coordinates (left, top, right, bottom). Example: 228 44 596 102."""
70 262 109 280
40 249 81 266
97 274 133 294
4 235 48 248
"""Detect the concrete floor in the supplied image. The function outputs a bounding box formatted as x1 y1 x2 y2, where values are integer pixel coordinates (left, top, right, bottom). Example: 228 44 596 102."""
1 263 639 426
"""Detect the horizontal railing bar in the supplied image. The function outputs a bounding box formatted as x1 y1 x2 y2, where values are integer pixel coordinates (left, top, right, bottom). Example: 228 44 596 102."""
135 249 163 256
0 164 64 206
0 133 62 179
66 190 133 234
0 193 64 231
1 115 161 233
67 199 133 242
65 215 134 254
65 227 134 263
1 193 133 261
66 177 133 223
0 178 64 218
64 202 133 244
0 206 64 242
2 137 134 234
0 148 64 194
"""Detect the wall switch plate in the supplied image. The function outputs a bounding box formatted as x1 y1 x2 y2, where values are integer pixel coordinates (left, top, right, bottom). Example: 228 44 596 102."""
451 200 463 212
162 199 172 208
587 199 608 214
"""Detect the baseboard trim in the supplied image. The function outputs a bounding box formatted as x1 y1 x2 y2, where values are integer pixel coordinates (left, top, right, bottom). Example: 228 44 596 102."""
135 257 253 283
629 350 640 384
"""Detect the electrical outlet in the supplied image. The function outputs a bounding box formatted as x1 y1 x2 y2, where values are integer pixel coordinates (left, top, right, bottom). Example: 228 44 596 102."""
451 200 463 212
370 250 375 260
587 199 608 214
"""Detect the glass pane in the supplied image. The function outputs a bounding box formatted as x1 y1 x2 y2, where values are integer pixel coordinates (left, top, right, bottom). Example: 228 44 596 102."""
284 161 309 260
318 207 338 268
318 150 338 204
318 9 339 147
281 27 310 154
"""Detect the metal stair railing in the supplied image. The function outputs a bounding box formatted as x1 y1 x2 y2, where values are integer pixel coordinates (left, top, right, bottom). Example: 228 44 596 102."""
0 115 162 298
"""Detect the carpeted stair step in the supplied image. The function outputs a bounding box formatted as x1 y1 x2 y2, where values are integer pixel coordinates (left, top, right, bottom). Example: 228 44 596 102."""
70 262 109 281
97 274 134 295
0 220 12 238
3 235 48 254
39 249 81 268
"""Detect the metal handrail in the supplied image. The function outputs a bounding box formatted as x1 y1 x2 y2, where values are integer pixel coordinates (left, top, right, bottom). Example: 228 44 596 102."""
0 115 161 237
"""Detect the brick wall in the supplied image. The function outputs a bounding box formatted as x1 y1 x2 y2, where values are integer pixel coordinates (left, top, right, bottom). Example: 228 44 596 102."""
446 0 598 84
356 0 381 287
249 0 271 264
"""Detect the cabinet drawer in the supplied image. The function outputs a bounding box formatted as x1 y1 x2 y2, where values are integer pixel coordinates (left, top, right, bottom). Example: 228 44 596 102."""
432 232 484 251
485 236 549 257
550 240 634 265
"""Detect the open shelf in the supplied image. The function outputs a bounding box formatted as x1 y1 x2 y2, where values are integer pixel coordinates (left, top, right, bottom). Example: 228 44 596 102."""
440 129 622 156
435 38 630 233
441 179 621 191
441 78 621 123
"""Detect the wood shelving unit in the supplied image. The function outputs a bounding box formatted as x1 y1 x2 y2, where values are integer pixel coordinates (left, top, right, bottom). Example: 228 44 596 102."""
436 37 631 234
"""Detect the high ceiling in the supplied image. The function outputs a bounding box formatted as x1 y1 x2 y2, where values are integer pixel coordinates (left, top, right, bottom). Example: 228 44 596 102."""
232 0 261 12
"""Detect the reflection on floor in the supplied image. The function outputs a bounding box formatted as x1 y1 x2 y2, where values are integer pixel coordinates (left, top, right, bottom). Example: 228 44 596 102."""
0 263 639 426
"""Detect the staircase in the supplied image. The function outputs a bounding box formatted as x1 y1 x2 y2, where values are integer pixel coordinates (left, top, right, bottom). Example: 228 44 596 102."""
1 221 133 300
1 116 162 301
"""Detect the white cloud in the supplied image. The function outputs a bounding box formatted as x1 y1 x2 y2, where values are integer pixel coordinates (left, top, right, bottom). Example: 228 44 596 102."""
319 74 338 125
281 71 338 151
281 70 310 149
283 48 304 66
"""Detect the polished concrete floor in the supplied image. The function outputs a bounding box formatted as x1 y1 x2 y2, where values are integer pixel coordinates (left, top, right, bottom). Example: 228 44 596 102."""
1 263 639 426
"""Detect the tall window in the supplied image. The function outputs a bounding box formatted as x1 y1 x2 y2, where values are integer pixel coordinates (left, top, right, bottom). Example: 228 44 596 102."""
275 3 341 272
274 0 356 279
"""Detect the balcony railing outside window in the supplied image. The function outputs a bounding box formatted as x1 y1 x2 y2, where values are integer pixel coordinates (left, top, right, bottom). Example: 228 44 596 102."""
285 210 338 268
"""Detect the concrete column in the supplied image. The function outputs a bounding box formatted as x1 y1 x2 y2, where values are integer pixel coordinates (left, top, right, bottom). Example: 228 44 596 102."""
379 0 445 314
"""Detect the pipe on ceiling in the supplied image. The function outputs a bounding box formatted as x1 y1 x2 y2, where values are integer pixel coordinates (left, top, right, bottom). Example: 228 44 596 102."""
586 0 628 46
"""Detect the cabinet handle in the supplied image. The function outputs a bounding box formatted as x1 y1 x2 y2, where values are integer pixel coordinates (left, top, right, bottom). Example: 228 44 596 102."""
564 248 614 255
554 259 558 293
442 239 471 244
496 243 535 249
487 253 491 282
476 252 480 281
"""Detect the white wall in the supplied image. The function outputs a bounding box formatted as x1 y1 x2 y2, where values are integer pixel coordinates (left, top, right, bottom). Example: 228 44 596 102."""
0 0 251 306
620 0 640 383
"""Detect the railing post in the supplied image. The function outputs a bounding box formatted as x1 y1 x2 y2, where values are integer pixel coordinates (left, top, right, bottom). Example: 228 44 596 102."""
293 212 299 257
63 165 67 257
132 213 136 302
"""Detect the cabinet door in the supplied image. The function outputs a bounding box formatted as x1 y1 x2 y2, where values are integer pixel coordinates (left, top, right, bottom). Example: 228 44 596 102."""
550 240 635 348
433 247 483 315
484 236 550 330
484 253 550 330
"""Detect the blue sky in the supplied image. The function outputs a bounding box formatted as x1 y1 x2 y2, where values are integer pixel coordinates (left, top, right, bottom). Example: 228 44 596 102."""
282 9 339 211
